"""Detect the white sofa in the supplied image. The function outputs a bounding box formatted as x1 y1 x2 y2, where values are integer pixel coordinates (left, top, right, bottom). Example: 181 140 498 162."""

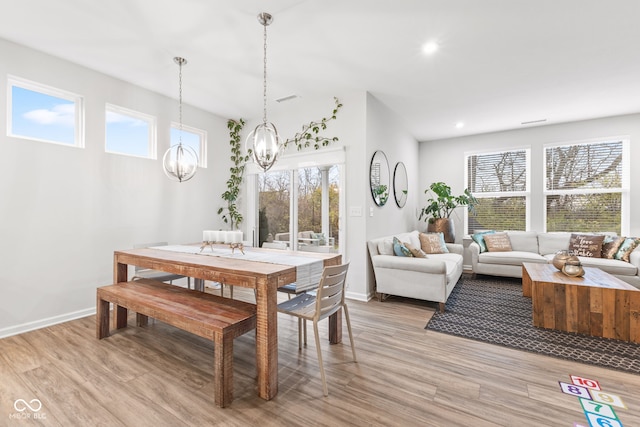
469 231 640 289
367 230 464 312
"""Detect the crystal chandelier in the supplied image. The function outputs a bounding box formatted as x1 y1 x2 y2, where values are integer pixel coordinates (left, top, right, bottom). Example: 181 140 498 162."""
163 57 198 182
247 12 282 172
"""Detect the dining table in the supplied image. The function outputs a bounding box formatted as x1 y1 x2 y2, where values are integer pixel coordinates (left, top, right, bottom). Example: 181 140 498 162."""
112 243 342 401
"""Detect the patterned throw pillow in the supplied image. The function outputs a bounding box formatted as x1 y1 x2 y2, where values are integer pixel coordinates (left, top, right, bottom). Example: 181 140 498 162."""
601 236 625 259
404 241 428 258
483 233 512 252
393 237 413 257
471 230 496 253
419 232 449 254
614 237 640 262
568 234 605 258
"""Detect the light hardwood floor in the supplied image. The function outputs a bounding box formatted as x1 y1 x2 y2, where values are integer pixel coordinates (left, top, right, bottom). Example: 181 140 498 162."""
1 286 640 426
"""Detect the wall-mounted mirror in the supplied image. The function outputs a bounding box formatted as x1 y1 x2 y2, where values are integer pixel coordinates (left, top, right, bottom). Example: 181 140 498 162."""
369 150 390 206
393 162 408 208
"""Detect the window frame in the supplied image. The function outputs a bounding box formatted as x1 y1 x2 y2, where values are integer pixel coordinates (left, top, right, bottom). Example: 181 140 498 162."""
7 75 85 148
543 137 630 235
105 103 157 159
464 147 531 234
170 122 207 168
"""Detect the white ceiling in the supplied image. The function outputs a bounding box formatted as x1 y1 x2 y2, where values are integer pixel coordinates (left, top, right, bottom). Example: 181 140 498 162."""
2 0 640 141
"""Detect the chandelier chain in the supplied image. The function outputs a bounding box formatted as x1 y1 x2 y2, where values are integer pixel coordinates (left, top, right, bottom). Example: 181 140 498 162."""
178 59 183 143
262 19 268 124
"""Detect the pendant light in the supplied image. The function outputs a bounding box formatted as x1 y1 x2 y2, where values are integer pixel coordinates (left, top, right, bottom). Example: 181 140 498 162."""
247 12 282 172
163 57 198 182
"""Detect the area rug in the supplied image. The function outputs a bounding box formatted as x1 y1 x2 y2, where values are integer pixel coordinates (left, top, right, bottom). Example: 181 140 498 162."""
426 275 640 375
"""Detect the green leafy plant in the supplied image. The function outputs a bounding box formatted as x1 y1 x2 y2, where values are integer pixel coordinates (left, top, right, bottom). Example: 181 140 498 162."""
217 119 250 229
373 184 389 206
283 97 343 150
419 182 477 222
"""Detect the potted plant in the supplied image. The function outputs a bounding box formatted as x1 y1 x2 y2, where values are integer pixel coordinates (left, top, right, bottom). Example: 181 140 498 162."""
419 182 477 243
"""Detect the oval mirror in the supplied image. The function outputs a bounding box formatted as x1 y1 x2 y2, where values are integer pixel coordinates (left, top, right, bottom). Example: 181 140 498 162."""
369 150 390 206
393 162 408 208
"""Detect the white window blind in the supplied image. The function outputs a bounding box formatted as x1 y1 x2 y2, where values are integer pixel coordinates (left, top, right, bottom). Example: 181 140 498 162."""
545 139 625 234
466 149 529 234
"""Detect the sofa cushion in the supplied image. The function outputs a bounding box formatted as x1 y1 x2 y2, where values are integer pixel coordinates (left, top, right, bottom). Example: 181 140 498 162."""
393 237 413 257
615 237 640 262
377 238 395 256
576 256 638 276
484 233 512 252
569 233 605 258
602 236 625 259
419 232 449 254
506 231 539 252
538 232 572 255
404 241 428 258
471 230 496 253
479 251 547 266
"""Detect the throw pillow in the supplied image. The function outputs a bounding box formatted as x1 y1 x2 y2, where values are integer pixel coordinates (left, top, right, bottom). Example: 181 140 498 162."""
419 232 449 254
312 232 327 245
614 237 640 262
404 241 428 258
601 236 625 259
568 233 605 258
393 237 413 257
483 233 512 252
471 230 496 253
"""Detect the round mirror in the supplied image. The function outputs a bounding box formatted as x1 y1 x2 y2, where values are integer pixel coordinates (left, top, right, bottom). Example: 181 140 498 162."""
369 150 390 206
393 162 408 208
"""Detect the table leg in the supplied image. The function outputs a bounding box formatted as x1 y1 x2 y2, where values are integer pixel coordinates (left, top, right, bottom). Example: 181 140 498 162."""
329 311 342 344
194 278 205 292
114 260 129 329
254 279 278 400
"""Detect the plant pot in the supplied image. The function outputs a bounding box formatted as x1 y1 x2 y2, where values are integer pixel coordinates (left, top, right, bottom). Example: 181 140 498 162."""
427 218 455 243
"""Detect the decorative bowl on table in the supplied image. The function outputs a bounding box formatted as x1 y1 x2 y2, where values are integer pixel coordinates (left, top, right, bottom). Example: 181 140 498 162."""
562 259 585 277
552 250 573 270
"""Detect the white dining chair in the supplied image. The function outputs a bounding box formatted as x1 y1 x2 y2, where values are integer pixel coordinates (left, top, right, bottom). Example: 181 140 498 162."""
277 262 356 396
132 242 191 288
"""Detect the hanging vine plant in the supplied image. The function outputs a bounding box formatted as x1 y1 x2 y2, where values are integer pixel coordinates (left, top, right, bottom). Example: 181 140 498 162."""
283 97 343 150
217 118 249 229
218 97 342 228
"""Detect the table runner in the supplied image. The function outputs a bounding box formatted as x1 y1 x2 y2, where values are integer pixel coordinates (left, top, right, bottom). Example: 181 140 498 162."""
153 245 323 292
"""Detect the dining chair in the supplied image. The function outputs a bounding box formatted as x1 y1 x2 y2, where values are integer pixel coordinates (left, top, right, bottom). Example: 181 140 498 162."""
277 262 356 396
132 242 191 289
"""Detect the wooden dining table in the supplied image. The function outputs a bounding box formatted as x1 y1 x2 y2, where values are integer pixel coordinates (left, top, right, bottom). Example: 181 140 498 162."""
113 244 342 401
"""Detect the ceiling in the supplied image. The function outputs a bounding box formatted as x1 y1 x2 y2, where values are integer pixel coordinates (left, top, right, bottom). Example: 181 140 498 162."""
2 0 640 141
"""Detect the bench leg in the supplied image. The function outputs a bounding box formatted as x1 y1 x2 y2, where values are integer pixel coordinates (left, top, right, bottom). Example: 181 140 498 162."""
115 305 128 329
96 295 110 339
214 333 234 408
136 313 149 326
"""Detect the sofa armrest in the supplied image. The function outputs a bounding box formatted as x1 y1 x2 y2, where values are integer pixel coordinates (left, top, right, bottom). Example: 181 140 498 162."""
630 246 640 270
445 243 463 256
469 241 481 270
371 255 446 274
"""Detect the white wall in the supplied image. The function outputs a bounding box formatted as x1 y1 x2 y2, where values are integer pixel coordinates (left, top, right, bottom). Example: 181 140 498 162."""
0 38 230 336
419 113 640 239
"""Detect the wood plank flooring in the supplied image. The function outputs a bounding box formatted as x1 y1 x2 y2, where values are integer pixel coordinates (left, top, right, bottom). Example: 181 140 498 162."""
1 286 640 426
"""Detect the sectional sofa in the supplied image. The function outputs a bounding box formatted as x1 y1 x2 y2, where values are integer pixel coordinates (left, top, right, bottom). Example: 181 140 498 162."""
469 231 640 288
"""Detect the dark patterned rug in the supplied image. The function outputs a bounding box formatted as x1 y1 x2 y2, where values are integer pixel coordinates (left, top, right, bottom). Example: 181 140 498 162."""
426 275 640 375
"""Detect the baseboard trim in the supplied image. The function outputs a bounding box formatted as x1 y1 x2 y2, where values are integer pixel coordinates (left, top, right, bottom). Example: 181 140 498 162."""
0 308 96 339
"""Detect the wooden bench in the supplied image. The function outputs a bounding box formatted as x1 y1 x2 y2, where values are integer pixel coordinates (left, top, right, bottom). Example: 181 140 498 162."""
96 279 256 407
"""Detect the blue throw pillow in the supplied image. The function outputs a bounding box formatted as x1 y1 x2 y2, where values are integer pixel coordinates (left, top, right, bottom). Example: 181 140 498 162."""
393 237 413 257
471 230 496 253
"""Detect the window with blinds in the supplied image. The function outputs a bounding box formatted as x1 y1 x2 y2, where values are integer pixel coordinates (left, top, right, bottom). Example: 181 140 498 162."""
465 149 529 234
545 139 626 234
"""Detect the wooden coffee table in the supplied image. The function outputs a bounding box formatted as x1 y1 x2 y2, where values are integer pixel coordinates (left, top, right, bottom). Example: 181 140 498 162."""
522 262 640 343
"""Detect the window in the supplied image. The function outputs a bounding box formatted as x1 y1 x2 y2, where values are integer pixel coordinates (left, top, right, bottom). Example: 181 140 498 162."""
7 76 84 147
105 104 156 158
545 138 628 234
466 149 529 234
170 123 207 167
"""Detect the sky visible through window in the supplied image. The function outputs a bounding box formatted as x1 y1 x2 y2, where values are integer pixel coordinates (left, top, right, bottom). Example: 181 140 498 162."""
105 110 150 157
11 86 75 145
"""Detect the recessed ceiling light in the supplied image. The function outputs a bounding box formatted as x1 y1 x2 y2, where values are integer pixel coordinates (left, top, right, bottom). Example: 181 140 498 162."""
455 122 464 129
422 41 439 55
